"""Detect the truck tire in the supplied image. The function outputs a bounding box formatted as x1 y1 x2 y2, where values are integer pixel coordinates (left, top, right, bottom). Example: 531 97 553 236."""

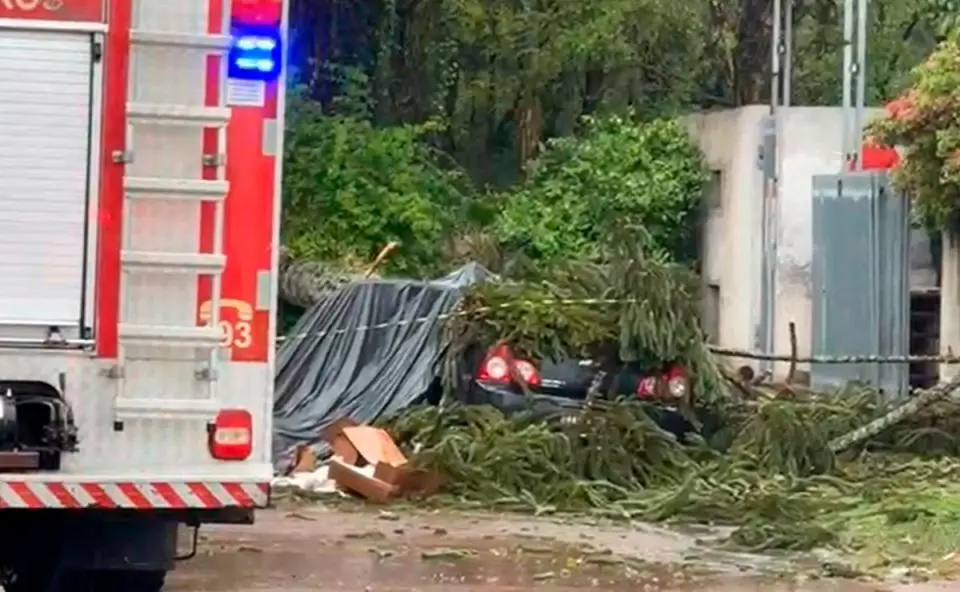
94 569 167 592
40 569 168 592
4 569 51 592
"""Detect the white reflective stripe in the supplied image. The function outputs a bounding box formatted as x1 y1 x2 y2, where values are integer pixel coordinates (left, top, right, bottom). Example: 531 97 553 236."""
204 482 238 506
64 483 96 506
243 482 268 504
0 481 268 508
99 483 128 506
28 483 61 507
137 483 175 508
0 485 28 508
170 482 206 506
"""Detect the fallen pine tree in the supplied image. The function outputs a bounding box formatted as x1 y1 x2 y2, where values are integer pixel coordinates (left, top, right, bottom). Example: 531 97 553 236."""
439 232 727 405
371 234 960 563
381 387 960 557
277 243 400 309
280 231 960 564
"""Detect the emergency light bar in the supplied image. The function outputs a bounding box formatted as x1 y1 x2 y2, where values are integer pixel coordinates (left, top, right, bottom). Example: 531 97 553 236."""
228 0 283 82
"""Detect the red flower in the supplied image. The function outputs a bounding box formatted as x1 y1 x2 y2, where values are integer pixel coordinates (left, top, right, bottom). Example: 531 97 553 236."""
885 94 915 120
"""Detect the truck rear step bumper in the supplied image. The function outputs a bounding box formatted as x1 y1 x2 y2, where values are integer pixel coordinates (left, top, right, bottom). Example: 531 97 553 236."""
0 478 268 510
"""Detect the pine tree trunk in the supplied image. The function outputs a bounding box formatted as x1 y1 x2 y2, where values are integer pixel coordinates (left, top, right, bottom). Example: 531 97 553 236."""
278 243 397 308
277 248 360 309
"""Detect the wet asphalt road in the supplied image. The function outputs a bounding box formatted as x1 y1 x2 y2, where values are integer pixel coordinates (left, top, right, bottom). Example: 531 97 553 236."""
167 507 960 592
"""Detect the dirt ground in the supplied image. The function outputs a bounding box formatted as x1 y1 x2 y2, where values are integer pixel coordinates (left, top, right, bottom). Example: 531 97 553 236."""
166 505 960 592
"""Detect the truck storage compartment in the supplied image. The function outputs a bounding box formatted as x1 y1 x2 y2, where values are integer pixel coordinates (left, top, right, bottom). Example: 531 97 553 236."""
0 29 95 343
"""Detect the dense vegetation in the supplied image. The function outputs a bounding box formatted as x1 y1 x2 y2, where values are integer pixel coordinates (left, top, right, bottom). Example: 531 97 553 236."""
274 5 960 574
280 0 959 283
867 28 960 231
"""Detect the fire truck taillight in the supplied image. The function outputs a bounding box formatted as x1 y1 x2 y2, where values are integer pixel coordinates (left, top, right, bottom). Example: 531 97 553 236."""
208 409 253 461
228 0 283 82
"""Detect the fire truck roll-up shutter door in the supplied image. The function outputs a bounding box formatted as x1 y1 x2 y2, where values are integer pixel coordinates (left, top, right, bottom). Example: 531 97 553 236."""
0 30 94 335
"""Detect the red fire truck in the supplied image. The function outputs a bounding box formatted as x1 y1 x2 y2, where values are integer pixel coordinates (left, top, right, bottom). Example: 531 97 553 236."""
0 0 284 589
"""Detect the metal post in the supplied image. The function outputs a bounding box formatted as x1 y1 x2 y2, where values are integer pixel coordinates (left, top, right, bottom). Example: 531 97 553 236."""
853 0 868 168
771 0 782 114
784 0 793 106
761 0 784 372
841 0 854 163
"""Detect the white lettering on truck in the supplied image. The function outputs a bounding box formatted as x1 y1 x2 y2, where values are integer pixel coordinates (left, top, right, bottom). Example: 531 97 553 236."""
0 0 64 11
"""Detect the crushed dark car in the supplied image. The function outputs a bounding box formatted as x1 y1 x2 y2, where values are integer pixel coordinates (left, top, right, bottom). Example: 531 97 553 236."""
273 263 696 469
451 342 695 435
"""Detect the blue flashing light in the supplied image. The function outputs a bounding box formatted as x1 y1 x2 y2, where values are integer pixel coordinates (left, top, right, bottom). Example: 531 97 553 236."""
228 25 282 82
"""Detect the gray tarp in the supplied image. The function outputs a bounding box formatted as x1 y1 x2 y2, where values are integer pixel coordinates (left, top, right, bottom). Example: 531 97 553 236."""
272 265 492 468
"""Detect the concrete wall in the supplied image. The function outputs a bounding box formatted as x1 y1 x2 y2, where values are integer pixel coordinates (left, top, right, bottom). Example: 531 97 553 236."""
941 237 960 381
688 107 766 371
690 106 939 379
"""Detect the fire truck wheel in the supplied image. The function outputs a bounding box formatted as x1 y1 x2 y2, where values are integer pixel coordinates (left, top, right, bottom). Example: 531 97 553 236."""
93 569 167 591
3 569 49 592
34 569 169 592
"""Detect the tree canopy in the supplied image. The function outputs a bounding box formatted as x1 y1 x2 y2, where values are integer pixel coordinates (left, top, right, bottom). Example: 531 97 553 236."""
867 29 960 230
493 115 708 264
279 0 960 283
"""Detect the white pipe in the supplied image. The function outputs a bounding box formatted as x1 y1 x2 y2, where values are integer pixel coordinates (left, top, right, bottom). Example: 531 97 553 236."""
854 0 869 168
771 0 782 114
784 0 793 107
762 0 783 369
841 0 854 163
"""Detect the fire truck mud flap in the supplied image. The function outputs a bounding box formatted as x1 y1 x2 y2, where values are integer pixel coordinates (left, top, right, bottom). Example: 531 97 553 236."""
0 511 176 591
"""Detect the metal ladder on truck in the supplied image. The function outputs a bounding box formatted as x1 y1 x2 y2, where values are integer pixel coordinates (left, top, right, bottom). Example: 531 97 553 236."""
109 17 233 422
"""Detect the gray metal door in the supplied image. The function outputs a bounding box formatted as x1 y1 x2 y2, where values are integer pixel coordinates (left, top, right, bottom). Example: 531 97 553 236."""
811 172 910 395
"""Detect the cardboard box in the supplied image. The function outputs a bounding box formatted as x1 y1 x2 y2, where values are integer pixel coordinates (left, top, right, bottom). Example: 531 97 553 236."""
322 417 421 501
322 418 361 466
328 458 397 503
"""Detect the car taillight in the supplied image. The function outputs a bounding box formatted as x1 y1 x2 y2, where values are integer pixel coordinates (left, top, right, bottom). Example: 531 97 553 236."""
209 409 253 461
513 359 542 387
665 366 689 399
636 375 658 398
477 344 541 386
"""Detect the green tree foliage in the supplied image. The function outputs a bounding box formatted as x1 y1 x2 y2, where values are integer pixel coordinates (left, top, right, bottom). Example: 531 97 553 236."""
444 231 723 400
866 30 960 230
280 0 958 278
788 0 941 106
921 0 960 35
493 116 708 264
292 0 710 185
281 90 474 276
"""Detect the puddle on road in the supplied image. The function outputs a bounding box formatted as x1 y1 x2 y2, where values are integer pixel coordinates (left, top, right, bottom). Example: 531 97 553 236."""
172 537 705 591
170 537 906 592
171 515 905 592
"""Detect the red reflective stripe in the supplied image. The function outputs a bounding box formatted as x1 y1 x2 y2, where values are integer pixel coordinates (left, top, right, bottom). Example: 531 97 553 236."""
47 483 82 508
80 483 116 508
187 482 221 507
153 482 185 508
96 0 133 359
0 482 266 508
10 482 43 509
223 482 255 506
117 482 152 509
